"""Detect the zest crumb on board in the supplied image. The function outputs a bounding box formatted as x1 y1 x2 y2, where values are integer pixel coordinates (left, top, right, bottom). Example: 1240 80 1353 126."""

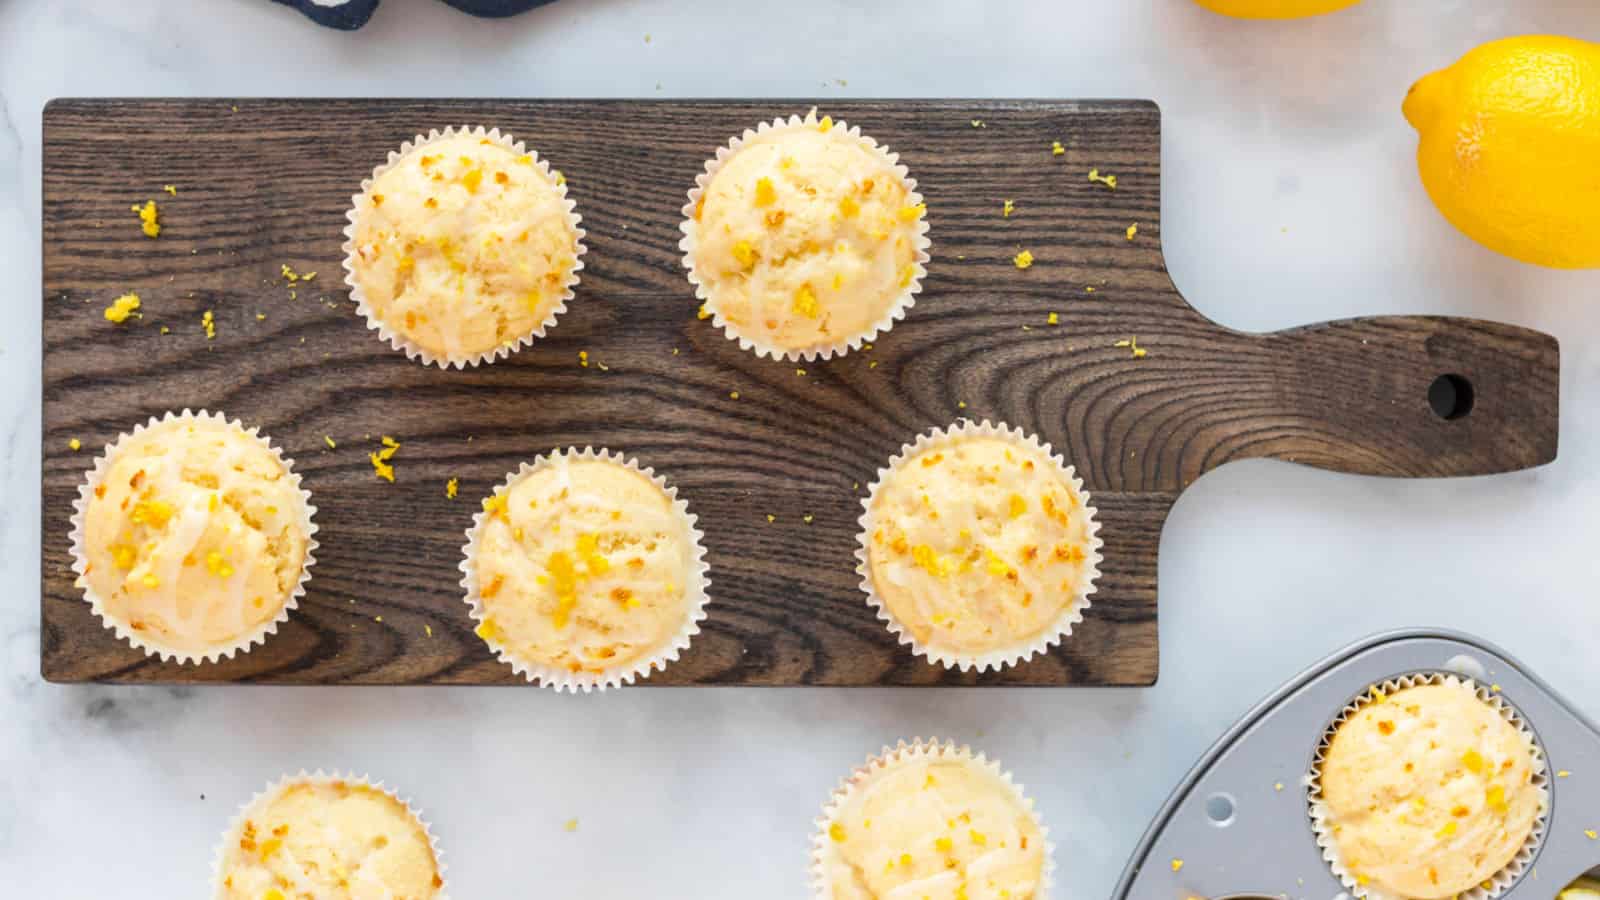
104 293 141 323
133 200 160 237
369 436 400 482
1114 337 1148 359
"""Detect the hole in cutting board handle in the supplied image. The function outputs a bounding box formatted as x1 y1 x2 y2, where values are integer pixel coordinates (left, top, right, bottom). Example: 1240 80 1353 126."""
1428 374 1475 420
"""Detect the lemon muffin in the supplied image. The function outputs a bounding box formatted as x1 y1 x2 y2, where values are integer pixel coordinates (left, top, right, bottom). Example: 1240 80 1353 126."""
72 412 314 661
860 422 1099 670
216 776 442 900
684 110 929 359
1316 680 1544 899
464 450 708 689
814 740 1049 900
346 127 583 366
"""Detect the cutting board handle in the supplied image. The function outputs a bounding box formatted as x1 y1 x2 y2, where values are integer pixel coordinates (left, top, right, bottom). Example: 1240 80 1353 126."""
1215 315 1559 478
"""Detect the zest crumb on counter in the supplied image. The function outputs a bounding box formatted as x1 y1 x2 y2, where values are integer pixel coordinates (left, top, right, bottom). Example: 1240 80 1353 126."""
1013 250 1035 270
1114 337 1148 359
103 292 141 323
1088 168 1118 190
133 200 160 237
1047 312 1059 326
201 310 216 339
446 478 459 499
163 185 177 196
324 435 337 450
1002 199 1016 218
1126 223 1139 241
68 438 82 451
1051 141 1065 156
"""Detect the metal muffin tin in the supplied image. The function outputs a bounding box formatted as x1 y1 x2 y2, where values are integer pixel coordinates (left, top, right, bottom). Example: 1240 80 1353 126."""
1112 629 1600 899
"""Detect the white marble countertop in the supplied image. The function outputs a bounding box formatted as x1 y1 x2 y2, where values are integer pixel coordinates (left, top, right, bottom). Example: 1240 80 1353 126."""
3 1 1598 896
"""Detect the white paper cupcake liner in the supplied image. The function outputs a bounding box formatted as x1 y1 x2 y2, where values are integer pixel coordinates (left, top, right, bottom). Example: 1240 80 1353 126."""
210 770 449 900
68 409 319 665
810 738 1056 899
458 446 712 692
341 125 587 369
679 107 932 362
1305 673 1549 900
855 420 1103 673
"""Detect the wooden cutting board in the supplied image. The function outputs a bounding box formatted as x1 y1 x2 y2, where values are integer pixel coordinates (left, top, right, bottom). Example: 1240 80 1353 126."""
39 99 1560 686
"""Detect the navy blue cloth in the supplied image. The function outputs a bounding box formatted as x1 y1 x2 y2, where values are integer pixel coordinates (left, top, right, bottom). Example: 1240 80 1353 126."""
273 0 557 30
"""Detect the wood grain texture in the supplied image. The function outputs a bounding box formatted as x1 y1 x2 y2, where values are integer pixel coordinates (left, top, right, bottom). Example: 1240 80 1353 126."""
39 99 1559 686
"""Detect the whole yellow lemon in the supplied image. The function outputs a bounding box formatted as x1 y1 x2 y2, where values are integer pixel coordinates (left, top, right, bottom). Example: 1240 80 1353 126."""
1404 35 1600 269
1191 0 1360 19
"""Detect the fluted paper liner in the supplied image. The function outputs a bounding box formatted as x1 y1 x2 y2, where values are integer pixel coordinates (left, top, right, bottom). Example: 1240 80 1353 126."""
68 409 318 665
458 447 712 692
680 108 931 362
810 738 1056 899
341 125 587 369
1305 673 1549 900
856 420 1103 672
210 770 449 900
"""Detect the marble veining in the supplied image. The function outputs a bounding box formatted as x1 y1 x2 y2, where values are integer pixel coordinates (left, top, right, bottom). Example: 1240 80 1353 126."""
2 0 1598 896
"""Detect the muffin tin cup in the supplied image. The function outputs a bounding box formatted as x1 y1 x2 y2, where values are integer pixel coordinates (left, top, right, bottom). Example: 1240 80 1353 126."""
679 107 932 363
855 419 1103 673
67 409 319 665
1307 672 1550 900
210 770 449 900
1111 629 1599 900
810 737 1056 899
458 447 712 693
341 124 588 369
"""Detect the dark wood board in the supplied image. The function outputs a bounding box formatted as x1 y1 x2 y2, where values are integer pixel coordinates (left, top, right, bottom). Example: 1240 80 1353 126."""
39 99 1560 686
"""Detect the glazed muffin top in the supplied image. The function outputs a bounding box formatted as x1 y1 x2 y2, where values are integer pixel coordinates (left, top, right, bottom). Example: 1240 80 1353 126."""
77 417 310 656
689 116 925 355
866 434 1095 661
819 751 1045 900
1319 682 1542 899
349 133 580 362
218 779 441 900
472 456 697 677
